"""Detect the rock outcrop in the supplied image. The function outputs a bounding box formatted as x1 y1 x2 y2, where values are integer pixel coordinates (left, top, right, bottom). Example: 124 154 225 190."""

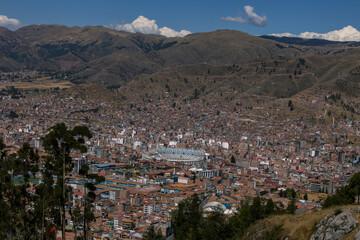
310 210 358 240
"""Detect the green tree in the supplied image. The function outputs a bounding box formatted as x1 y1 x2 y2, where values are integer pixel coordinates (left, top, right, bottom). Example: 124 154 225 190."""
304 193 308 201
230 155 236 164
0 140 40 239
250 196 263 222
322 185 355 208
9 110 18 119
284 188 296 199
321 172 360 208
265 198 276 215
193 88 200 99
71 205 82 239
77 164 105 239
229 201 253 237
171 194 202 240
201 207 232 240
286 199 297 214
143 224 165 240
349 172 360 204
41 123 92 239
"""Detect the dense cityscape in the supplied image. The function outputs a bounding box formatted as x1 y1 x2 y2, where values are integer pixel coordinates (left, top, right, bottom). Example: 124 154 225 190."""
1 70 360 239
2 1 360 239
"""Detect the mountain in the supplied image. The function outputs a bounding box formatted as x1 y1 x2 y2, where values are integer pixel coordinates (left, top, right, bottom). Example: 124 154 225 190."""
1 25 300 80
1 24 360 99
0 26 44 71
261 35 360 47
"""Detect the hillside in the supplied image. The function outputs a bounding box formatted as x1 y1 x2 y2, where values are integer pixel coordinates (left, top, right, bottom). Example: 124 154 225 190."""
1 25 360 99
1 25 301 78
119 47 360 101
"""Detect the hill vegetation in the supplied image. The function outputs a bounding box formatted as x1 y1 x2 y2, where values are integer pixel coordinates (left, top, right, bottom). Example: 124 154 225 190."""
169 172 360 240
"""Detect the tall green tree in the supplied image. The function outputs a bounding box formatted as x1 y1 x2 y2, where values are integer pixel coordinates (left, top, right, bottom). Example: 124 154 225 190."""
0 140 40 239
76 164 105 239
41 123 92 239
171 194 202 240
286 199 297 215
0 138 12 239
201 207 232 240
250 196 263 222
265 198 276 215
229 201 252 237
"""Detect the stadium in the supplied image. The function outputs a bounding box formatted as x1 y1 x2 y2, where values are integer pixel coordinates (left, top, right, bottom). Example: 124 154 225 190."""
144 148 206 165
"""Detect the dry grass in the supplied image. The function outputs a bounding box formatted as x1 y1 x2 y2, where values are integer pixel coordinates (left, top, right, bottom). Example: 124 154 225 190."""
0 81 73 90
302 192 328 202
244 205 360 240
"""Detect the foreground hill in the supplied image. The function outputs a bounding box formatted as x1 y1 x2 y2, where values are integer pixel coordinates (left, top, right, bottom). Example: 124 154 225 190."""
244 205 360 240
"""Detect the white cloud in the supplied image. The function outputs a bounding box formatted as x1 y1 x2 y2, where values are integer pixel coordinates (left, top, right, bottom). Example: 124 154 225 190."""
221 5 267 27
159 27 191 38
270 25 360 42
0 15 21 30
109 16 190 38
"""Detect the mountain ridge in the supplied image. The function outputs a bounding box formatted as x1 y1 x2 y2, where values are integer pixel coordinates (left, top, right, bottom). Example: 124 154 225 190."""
1 24 360 99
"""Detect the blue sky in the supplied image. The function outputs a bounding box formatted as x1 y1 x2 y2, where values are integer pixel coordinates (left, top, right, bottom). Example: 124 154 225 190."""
1 0 359 36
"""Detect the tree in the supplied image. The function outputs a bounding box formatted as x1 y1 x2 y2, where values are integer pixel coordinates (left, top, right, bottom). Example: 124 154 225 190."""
0 140 40 239
304 193 308 201
265 198 276 215
279 190 284 198
9 110 18 119
143 224 165 240
201 207 232 240
323 185 355 208
286 199 297 214
77 164 105 239
349 172 360 204
171 194 202 240
71 205 82 239
250 196 263 222
288 100 295 111
283 188 296 199
229 201 251 237
321 172 360 208
171 195 284 240
193 88 200 99
230 155 236 164
41 123 92 240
